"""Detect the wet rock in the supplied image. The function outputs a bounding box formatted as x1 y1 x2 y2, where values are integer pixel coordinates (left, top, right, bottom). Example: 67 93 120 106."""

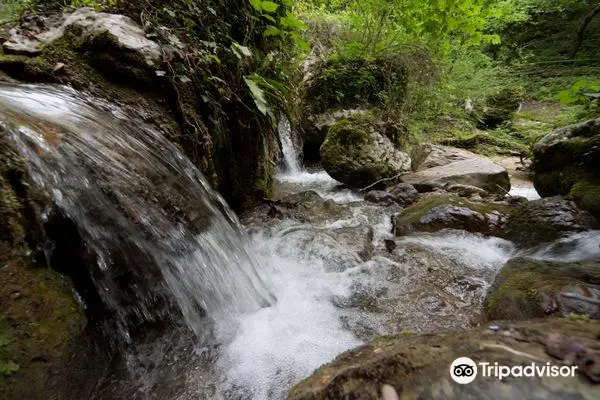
394 195 509 237
287 319 600 400
506 196 598 247
3 8 161 67
328 224 375 261
243 191 351 226
320 115 411 188
411 181 444 193
365 190 396 204
337 232 512 340
532 118 600 218
387 183 419 207
401 155 510 194
445 183 489 198
485 257 600 321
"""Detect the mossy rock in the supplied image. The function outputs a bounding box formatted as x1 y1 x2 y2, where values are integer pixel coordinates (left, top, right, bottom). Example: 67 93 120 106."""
394 194 510 237
532 118 600 218
505 196 598 247
287 318 600 399
320 114 411 188
0 136 88 399
485 257 600 321
570 180 600 219
477 87 525 129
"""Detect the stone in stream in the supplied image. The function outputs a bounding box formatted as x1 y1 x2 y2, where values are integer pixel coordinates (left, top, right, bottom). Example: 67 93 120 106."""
387 182 420 207
393 195 509 237
400 156 511 194
485 257 600 321
365 183 419 207
286 318 600 399
320 115 411 188
505 196 598 247
393 193 597 248
532 118 600 218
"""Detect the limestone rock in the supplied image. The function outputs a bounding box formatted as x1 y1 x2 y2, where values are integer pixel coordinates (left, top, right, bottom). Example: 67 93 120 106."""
400 156 510 194
3 8 162 67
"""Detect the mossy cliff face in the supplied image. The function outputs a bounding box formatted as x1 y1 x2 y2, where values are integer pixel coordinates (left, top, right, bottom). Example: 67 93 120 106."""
0 5 280 210
0 134 94 399
299 53 408 162
287 318 600 399
485 258 600 322
532 118 600 219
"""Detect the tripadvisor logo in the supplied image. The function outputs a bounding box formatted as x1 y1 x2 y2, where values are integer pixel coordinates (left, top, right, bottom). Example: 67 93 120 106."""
450 357 478 384
449 357 578 384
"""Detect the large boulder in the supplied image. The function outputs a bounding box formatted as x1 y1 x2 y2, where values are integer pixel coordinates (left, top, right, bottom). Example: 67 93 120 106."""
410 144 475 171
320 115 411 188
287 318 600 399
532 118 600 218
485 258 600 321
300 109 366 163
401 146 510 194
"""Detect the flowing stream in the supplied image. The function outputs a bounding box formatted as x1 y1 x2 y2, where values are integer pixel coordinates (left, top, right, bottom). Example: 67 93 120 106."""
1 83 599 399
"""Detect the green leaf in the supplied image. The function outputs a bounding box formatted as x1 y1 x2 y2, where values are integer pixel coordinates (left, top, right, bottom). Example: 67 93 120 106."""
231 42 253 59
0 360 19 377
245 78 269 115
261 1 279 13
263 26 282 37
179 75 191 84
249 0 262 12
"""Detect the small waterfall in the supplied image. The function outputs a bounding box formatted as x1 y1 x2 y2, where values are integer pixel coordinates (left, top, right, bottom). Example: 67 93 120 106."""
278 117 301 174
0 83 275 342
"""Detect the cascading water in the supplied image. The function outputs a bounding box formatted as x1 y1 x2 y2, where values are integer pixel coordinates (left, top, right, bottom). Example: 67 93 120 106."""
278 117 301 174
0 83 274 342
2 82 599 400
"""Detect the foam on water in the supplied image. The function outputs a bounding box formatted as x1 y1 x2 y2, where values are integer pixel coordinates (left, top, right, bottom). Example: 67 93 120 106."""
217 225 361 399
277 170 363 203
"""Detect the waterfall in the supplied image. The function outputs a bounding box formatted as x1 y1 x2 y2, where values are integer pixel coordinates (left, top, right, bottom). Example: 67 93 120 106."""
278 117 301 174
0 83 275 342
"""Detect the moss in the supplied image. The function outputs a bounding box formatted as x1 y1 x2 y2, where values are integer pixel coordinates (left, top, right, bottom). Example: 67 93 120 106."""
0 139 85 398
395 194 509 236
305 53 407 114
569 179 600 218
485 258 600 321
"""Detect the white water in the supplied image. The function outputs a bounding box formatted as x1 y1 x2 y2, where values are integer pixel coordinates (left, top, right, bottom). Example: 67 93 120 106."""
0 83 275 342
3 83 599 400
278 117 302 174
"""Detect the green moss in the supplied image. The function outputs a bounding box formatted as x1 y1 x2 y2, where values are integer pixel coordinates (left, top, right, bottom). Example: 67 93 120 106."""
485 258 600 321
569 180 600 218
305 53 407 114
396 195 509 227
